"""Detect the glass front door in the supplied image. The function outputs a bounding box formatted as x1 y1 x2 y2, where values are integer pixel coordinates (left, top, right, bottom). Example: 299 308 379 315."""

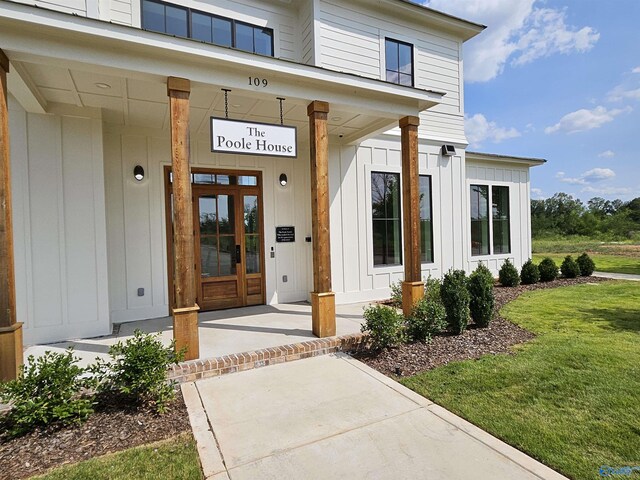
166 170 265 311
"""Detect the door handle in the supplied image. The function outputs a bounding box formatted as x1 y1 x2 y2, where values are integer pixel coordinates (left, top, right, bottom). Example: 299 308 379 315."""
236 245 241 264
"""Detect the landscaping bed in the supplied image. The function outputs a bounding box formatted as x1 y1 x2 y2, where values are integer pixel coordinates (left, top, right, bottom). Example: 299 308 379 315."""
0 390 191 480
354 276 607 377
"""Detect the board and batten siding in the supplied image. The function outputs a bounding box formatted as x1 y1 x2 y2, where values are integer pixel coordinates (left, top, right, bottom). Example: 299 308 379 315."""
317 0 466 144
103 125 313 323
9 98 110 345
465 161 532 275
328 137 468 304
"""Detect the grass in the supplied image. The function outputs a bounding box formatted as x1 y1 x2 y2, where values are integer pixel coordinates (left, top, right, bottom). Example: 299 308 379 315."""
401 281 640 480
532 236 640 275
532 253 640 275
33 434 203 480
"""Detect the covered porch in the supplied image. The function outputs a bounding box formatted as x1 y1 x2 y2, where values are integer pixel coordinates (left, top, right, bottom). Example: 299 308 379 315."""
23 302 368 371
0 1 443 378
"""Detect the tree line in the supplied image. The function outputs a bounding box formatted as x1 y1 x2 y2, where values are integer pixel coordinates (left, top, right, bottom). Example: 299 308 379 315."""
531 193 640 238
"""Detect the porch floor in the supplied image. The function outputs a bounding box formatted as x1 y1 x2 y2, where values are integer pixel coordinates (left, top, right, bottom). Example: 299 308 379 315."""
23 302 368 368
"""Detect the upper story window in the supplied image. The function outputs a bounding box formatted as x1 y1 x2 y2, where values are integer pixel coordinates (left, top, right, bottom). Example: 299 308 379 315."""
385 38 413 87
470 185 511 256
141 0 274 57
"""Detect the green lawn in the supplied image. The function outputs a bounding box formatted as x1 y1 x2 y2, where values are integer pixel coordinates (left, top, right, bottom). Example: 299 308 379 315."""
532 253 640 275
401 281 640 480
33 434 203 480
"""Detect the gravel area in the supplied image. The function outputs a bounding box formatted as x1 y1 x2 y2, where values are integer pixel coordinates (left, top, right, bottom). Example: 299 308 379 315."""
354 276 608 377
0 391 191 480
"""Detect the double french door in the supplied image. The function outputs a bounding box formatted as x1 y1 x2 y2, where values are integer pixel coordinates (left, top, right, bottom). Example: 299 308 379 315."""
166 169 265 311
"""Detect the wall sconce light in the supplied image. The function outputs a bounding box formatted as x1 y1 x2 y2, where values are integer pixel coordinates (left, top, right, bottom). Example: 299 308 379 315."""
279 173 288 187
441 144 456 156
134 165 145 182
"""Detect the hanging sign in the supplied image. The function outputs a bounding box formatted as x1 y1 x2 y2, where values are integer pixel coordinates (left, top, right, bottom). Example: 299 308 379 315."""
211 118 297 158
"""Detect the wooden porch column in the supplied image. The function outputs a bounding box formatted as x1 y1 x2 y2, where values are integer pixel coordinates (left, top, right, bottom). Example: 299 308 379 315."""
400 116 424 317
168 77 199 360
307 101 335 337
0 50 23 381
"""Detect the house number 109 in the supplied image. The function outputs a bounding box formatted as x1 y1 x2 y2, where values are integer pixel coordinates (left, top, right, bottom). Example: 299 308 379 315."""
249 77 268 87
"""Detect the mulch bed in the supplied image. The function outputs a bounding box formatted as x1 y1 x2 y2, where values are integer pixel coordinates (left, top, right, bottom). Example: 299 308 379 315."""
0 391 191 480
354 276 608 377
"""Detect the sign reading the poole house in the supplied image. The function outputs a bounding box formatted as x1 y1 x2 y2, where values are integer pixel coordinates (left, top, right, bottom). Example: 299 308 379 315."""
210 118 297 158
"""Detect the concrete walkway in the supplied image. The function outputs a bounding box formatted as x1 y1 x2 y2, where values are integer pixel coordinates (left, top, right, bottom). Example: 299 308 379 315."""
182 354 567 480
594 271 640 281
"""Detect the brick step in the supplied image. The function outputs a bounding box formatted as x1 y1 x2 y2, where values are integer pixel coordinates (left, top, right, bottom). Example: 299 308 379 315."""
168 333 367 383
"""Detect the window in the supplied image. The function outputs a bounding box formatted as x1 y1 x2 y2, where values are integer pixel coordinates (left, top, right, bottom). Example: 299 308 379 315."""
385 38 413 87
419 176 434 263
371 172 402 266
141 0 274 56
492 186 511 254
470 185 511 256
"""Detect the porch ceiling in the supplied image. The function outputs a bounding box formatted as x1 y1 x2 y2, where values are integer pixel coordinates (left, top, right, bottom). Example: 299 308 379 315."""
13 60 376 139
0 1 445 143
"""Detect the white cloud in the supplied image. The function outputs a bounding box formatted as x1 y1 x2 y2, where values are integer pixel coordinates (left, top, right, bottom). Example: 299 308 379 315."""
607 85 640 102
581 186 632 196
558 168 616 185
598 150 615 158
424 0 598 82
531 187 545 199
545 106 632 134
465 113 520 146
633 67 640 74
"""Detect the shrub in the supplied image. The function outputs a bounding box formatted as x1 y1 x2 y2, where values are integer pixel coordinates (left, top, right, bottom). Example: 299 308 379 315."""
520 259 540 285
389 279 403 308
0 350 94 437
498 259 520 287
361 304 405 350
440 269 470 335
539 257 559 282
467 263 495 328
561 255 581 278
92 330 184 413
406 278 447 342
576 252 596 276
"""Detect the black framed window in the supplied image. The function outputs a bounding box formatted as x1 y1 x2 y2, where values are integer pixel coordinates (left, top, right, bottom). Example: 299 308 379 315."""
419 175 434 263
470 185 490 256
470 185 511 256
372 172 402 266
385 38 413 87
492 186 511 254
141 0 273 56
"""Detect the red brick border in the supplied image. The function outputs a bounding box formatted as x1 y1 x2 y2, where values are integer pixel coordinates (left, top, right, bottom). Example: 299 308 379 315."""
167 332 367 383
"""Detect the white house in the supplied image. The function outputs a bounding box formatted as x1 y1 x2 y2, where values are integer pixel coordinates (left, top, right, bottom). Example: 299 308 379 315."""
0 0 544 375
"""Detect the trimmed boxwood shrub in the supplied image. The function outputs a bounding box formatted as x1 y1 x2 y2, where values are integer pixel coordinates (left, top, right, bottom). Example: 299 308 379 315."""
389 279 403 308
361 304 405 350
539 257 559 282
440 269 470 335
406 278 447 342
577 252 596 276
520 259 540 285
467 263 495 328
561 255 581 278
0 350 94 437
407 297 446 342
498 259 520 287
91 330 184 413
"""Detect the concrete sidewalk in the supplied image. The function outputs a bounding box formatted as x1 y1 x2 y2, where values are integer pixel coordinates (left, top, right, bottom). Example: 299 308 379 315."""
182 354 567 480
594 271 640 281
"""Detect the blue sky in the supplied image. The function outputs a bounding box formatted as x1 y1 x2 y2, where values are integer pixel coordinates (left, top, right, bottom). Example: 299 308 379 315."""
420 0 640 202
